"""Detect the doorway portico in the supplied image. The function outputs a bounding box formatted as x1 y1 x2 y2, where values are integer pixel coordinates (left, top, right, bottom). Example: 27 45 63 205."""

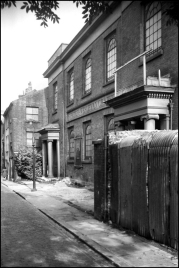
37 123 60 178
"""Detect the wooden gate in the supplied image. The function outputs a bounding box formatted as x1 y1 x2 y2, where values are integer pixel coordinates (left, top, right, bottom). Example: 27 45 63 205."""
132 138 150 238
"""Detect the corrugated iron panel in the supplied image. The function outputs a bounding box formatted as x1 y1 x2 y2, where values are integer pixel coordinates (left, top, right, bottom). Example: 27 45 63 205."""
119 137 136 230
150 130 178 148
170 134 178 250
132 138 150 238
109 144 119 224
148 132 174 246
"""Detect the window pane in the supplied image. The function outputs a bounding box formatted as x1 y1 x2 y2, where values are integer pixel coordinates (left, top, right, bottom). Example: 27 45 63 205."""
154 32 157 41
158 10 161 20
158 29 161 38
146 21 149 29
27 139 32 146
149 17 153 26
146 29 149 37
154 40 158 49
26 114 34 120
32 108 38 114
154 23 157 32
154 14 157 23
150 35 153 43
158 38 161 47
26 107 32 114
27 132 33 138
149 43 154 50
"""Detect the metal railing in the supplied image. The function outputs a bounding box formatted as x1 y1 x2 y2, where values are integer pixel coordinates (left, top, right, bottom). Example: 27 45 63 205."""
114 49 152 97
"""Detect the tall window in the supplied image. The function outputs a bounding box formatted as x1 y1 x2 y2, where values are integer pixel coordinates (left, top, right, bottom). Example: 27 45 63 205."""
85 58 91 93
26 132 34 146
69 129 75 159
69 72 74 102
26 107 39 121
145 2 162 53
107 38 117 81
53 82 58 110
84 123 92 160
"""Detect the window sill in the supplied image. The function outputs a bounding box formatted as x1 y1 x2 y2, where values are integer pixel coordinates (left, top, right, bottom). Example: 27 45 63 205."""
52 110 57 115
25 120 40 123
139 47 163 67
81 91 91 99
66 101 74 108
67 159 74 164
82 160 92 164
103 79 114 88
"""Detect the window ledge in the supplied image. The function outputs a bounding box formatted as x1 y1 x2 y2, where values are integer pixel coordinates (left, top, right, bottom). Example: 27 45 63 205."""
139 47 163 67
67 159 74 164
103 79 114 88
66 102 74 108
25 120 40 123
52 110 57 115
81 91 91 99
82 160 92 164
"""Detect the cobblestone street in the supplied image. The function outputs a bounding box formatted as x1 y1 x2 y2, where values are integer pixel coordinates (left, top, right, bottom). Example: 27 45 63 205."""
1 185 115 267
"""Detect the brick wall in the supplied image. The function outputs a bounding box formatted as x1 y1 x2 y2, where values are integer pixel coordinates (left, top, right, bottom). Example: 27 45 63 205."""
47 1 178 183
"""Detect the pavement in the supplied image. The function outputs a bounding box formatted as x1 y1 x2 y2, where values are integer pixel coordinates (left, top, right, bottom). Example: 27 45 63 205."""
1 177 178 267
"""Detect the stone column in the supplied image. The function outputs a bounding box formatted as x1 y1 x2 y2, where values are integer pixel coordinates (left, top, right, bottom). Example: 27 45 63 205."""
160 114 170 130
47 140 53 178
140 114 159 130
42 141 47 177
56 140 60 178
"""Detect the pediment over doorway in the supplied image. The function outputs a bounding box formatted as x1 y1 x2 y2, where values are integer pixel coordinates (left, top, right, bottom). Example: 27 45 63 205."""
37 123 60 140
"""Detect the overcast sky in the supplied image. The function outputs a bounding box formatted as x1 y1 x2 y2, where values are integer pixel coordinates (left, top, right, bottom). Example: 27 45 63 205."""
1 1 85 112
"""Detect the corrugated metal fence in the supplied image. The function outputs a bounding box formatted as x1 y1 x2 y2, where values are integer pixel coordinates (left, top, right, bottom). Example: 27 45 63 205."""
94 130 178 250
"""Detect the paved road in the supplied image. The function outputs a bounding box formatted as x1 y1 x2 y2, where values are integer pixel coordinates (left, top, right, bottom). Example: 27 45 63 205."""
1 185 115 267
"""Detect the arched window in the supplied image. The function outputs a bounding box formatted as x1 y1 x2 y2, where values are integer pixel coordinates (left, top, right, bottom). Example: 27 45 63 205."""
107 38 117 81
145 2 162 52
69 72 74 102
53 82 58 110
85 124 92 159
108 118 114 132
69 130 75 159
85 58 91 93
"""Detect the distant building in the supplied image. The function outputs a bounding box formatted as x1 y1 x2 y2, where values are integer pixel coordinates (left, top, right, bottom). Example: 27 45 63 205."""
41 1 178 185
3 84 48 180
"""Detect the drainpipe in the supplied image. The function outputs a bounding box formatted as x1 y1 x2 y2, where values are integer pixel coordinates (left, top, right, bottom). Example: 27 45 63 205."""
169 99 174 130
62 62 66 178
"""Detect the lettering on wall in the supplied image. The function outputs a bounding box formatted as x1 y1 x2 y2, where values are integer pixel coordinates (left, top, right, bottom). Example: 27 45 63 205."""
67 93 114 122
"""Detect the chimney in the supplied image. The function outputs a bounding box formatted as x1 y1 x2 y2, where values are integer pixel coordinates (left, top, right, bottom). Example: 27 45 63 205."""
25 82 32 94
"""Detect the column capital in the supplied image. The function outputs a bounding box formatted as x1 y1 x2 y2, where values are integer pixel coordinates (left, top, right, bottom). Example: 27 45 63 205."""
140 114 159 121
47 139 53 143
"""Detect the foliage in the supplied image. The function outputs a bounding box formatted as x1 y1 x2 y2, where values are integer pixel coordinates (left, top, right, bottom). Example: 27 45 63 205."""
14 148 42 180
1 1 178 27
162 1 178 27
1 1 60 27
73 1 112 24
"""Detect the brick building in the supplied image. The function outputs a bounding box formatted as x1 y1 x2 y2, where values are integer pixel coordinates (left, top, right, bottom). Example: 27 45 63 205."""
42 1 178 184
3 84 48 180
1 111 5 172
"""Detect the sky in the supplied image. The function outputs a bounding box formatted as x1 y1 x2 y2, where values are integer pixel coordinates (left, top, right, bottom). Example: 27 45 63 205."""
1 1 85 112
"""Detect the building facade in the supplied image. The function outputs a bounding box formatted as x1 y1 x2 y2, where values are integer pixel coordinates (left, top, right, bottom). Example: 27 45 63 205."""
3 85 48 180
42 1 178 184
1 111 5 172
